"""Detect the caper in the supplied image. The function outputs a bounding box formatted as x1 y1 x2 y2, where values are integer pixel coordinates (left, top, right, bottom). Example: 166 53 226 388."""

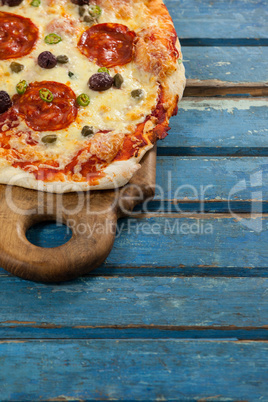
10 62 24 73
113 73 124 89
56 55 69 64
41 134 57 144
78 5 87 16
131 89 144 100
83 14 94 23
81 125 94 137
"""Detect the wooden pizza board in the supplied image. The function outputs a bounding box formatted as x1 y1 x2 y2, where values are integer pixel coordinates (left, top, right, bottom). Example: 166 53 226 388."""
0 146 156 282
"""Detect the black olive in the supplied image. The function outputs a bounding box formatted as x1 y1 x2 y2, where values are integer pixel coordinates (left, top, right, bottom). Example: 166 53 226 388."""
38 51 57 69
2 0 23 6
81 126 94 137
89 73 113 92
0 91 12 114
71 0 90 5
113 73 124 89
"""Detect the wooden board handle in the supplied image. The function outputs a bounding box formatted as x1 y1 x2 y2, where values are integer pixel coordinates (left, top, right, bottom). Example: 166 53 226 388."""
0 207 117 282
0 147 156 282
1 210 117 282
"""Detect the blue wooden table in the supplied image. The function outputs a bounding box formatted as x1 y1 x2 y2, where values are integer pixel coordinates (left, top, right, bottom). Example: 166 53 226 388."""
1 1 268 400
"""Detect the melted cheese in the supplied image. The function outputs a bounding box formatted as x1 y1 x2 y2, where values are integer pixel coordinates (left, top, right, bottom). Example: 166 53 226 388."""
0 0 159 163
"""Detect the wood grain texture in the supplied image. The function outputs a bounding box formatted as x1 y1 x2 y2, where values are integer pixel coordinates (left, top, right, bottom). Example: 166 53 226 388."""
0 277 267 328
0 148 156 283
183 47 268 82
159 97 268 154
107 216 268 269
0 340 267 401
162 98 268 148
155 156 268 200
184 80 268 97
167 0 268 39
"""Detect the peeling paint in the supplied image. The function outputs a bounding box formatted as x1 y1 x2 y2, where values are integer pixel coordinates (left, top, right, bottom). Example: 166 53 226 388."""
179 99 268 113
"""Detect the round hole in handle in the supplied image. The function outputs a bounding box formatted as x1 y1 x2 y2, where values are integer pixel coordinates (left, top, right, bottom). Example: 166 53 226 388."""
26 220 72 248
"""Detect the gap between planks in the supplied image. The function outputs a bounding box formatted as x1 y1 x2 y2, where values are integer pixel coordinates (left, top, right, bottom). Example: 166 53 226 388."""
1 267 268 278
184 80 268 97
0 325 268 341
134 201 268 214
127 212 268 219
180 38 268 46
157 147 268 157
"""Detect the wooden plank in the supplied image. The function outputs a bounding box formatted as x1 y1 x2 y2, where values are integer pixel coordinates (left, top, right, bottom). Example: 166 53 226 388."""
155 156 268 200
0 277 267 329
184 80 268 97
107 215 268 268
166 0 268 39
183 47 268 82
162 98 268 148
4 216 268 274
0 340 267 401
137 200 268 214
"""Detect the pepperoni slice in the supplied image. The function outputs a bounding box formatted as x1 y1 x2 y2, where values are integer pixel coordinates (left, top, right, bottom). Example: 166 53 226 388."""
13 81 78 132
0 12 38 60
78 23 136 68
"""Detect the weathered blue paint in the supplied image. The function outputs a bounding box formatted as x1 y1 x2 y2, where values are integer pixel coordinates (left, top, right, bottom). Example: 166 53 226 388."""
25 200 268 216
1 340 268 401
26 221 72 248
166 0 268 39
156 156 268 200
108 216 268 269
183 47 268 82
135 200 268 214
0 277 267 327
163 99 268 148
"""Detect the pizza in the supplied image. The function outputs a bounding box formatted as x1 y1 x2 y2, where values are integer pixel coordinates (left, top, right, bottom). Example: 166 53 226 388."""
0 0 185 192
